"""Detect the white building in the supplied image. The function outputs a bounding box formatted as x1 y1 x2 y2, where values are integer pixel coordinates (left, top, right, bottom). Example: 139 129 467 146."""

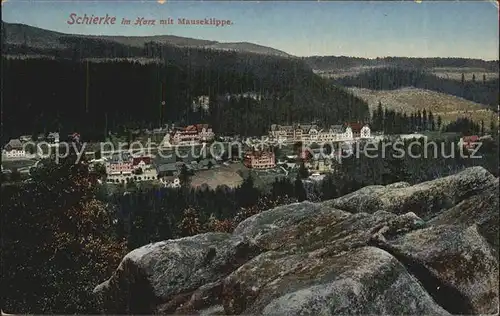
269 124 362 144
170 124 215 146
2 139 28 160
399 133 427 140
360 126 371 139
161 177 181 188
193 95 210 112
2 149 28 159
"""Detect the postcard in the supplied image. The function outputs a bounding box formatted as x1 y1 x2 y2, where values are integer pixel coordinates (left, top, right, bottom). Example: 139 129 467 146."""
1 1 499 315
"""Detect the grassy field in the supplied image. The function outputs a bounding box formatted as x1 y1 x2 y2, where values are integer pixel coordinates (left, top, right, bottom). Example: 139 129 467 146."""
190 163 244 190
190 162 291 191
316 66 499 81
430 67 498 82
348 87 496 125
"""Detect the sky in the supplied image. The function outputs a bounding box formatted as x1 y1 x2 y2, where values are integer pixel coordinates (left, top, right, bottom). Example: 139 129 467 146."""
2 0 499 60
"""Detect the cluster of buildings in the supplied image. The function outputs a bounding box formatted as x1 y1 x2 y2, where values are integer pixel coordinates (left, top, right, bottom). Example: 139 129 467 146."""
2 132 65 160
2 139 27 159
162 124 215 146
269 122 371 144
241 122 372 171
103 154 154 176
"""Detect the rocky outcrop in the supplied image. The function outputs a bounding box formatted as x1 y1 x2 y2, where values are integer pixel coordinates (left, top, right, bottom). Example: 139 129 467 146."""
323 166 497 219
428 179 499 257
94 167 499 315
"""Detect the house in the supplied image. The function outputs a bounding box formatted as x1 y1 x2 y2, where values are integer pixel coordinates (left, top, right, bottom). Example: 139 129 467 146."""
192 95 210 112
3 139 28 159
170 124 215 145
155 152 175 163
360 125 372 139
161 176 181 188
243 150 276 169
132 156 152 170
222 92 262 102
399 133 427 140
198 158 217 169
19 135 32 142
4 139 23 151
330 125 344 134
66 133 81 143
161 133 172 147
309 173 326 182
47 132 60 143
156 163 178 177
345 122 363 138
459 135 480 151
106 162 133 175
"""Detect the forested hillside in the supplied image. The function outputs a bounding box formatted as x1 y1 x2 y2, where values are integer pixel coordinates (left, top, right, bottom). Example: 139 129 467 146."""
333 67 499 109
2 21 290 57
304 56 499 72
1 53 369 141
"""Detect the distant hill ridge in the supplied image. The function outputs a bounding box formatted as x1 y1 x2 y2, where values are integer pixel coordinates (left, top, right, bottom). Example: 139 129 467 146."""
3 21 498 66
1 21 291 57
303 56 499 73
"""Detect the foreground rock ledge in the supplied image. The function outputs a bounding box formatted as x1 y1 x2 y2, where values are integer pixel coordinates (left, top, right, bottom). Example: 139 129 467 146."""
94 166 499 315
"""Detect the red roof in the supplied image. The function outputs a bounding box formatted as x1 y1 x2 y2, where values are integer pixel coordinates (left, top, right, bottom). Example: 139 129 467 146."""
346 122 363 133
300 150 313 160
132 157 151 166
245 150 274 159
463 135 479 143
179 124 210 132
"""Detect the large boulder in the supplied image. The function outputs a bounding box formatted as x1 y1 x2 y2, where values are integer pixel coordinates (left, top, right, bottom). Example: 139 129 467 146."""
93 232 261 314
428 179 499 257
324 166 497 219
370 224 499 315
222 246 450 315
94 167 499 315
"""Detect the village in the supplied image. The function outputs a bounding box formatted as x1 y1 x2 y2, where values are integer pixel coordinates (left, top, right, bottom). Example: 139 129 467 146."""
1 121 483 190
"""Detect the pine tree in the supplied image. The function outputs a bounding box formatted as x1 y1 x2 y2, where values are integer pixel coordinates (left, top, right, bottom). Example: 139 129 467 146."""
490 117 498 137
298 161 309 179
179 164 191 189
382 107 388 133
294 173 307 202
402 112 409 133
239 173 259 207
480 120 485 135
409 113 415 132
417 110 423 131
437 116 442 131
375 101 383 132
178 207 201 237
422 109 428 131
483 74 486 84
428 111 435 131
472 74 476 82
461 73 465 85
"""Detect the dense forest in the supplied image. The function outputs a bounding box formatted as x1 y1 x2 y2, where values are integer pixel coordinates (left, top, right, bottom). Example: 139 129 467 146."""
304 56 500 72
333 67 499 108
1 53 369 142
